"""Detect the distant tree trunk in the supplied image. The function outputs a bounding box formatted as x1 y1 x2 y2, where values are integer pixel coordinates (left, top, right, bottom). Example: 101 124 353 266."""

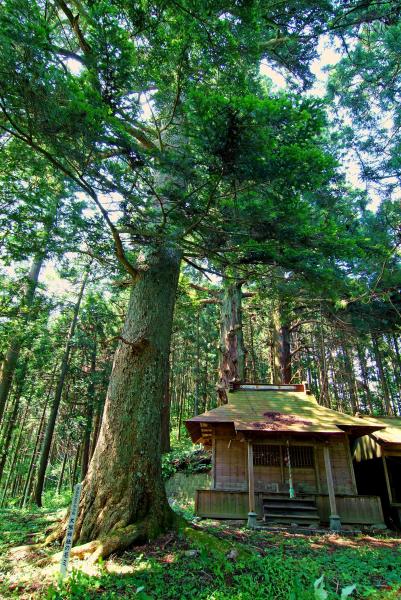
160 362 171 454
71 246 181 545
71 443 81 488
218 279 246 403
0 364 27 484
270 308 281 384
279 323 292 384
0 402 29 506
81 342 97 478
388 335 401 414
0 258 43 423
34 269 89 506
248 314 258 383
357 344 373 414
194 311 200 416
371 334 393 415
341 342 359 413
89 399 104 461
57 444 69 494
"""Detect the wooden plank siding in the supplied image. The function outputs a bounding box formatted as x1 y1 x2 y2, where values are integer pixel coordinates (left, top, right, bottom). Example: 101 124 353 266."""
315 494 384 525
214 439 247 491
213 435 356 496
195 489 384 524
196 489 249 518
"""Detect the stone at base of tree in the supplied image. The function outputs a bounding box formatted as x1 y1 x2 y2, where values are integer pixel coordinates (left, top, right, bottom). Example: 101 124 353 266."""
329 515 341 531
247 512 257 529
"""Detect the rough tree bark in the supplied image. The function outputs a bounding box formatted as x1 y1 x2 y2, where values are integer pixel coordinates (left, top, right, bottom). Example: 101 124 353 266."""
67 246 181 552
271 306 292 384
218 279 246 404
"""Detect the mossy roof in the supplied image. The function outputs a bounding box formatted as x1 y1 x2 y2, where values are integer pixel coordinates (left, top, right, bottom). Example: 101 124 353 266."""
370 417 401 445
185 390 384 443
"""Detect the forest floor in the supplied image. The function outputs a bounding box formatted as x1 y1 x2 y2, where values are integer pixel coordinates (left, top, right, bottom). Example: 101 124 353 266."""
1 498 401 600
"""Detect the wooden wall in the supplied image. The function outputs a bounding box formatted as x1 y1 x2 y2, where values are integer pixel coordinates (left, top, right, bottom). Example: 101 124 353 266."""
195 489 384 524
213 434 357 495
214 439 247 491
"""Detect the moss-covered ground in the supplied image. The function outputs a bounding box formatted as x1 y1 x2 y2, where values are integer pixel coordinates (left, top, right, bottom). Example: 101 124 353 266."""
1 495 401 600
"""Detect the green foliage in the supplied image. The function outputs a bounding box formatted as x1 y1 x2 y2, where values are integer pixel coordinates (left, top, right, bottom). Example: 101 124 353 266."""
2 507 401 599
162 431 210 480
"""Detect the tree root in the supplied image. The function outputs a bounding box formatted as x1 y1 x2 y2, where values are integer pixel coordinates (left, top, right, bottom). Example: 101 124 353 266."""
10 515 252 571
38 522 149 565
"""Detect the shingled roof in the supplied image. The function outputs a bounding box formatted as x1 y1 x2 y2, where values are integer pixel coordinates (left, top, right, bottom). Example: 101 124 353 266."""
185 388 384 444
370 417 401 446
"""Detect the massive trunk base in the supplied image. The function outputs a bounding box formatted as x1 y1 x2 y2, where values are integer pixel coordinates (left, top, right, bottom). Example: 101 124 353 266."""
57 246 182 548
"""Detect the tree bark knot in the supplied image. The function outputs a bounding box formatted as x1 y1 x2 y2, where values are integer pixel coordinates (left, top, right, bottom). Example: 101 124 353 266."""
118 336 150 353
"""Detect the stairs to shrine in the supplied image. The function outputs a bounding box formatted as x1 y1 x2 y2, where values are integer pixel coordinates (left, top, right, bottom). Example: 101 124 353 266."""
262 495 320 526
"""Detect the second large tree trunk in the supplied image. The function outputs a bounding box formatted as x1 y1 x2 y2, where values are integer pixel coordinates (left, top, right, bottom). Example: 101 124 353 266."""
73 246 181 545
218 279 246 403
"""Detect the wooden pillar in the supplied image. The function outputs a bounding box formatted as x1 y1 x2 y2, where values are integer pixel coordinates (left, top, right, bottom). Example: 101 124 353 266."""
323 444 341 531
247 441 256 527
211 438 216 490
382 456 393 504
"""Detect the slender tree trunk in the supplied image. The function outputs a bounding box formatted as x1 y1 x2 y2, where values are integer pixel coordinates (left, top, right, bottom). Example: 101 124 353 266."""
57 446 69 494
279 323 292 384
0 259 43 423
193 310 200 416
372 334 393 415
341 342 359 413
0 402 29 506
72 246 181 545
71 443 81 489
160 363 171 453
248 314 258 383
81 343 97 478
89 398 104 461
270 308 281 384
0 371 27 484
357 344 374 414
218 279 246 403
34 269 89 506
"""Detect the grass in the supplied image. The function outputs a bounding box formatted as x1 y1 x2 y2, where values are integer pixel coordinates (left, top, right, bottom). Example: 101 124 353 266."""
1 499 401 600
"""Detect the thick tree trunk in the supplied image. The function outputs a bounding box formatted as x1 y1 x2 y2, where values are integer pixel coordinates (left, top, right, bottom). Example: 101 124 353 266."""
72 246 181 545
0 258 43 423
34 269 89 506
218 279 246 403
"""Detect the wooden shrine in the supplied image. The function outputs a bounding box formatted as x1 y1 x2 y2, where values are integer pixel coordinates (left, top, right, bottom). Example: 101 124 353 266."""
185 384 386 529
